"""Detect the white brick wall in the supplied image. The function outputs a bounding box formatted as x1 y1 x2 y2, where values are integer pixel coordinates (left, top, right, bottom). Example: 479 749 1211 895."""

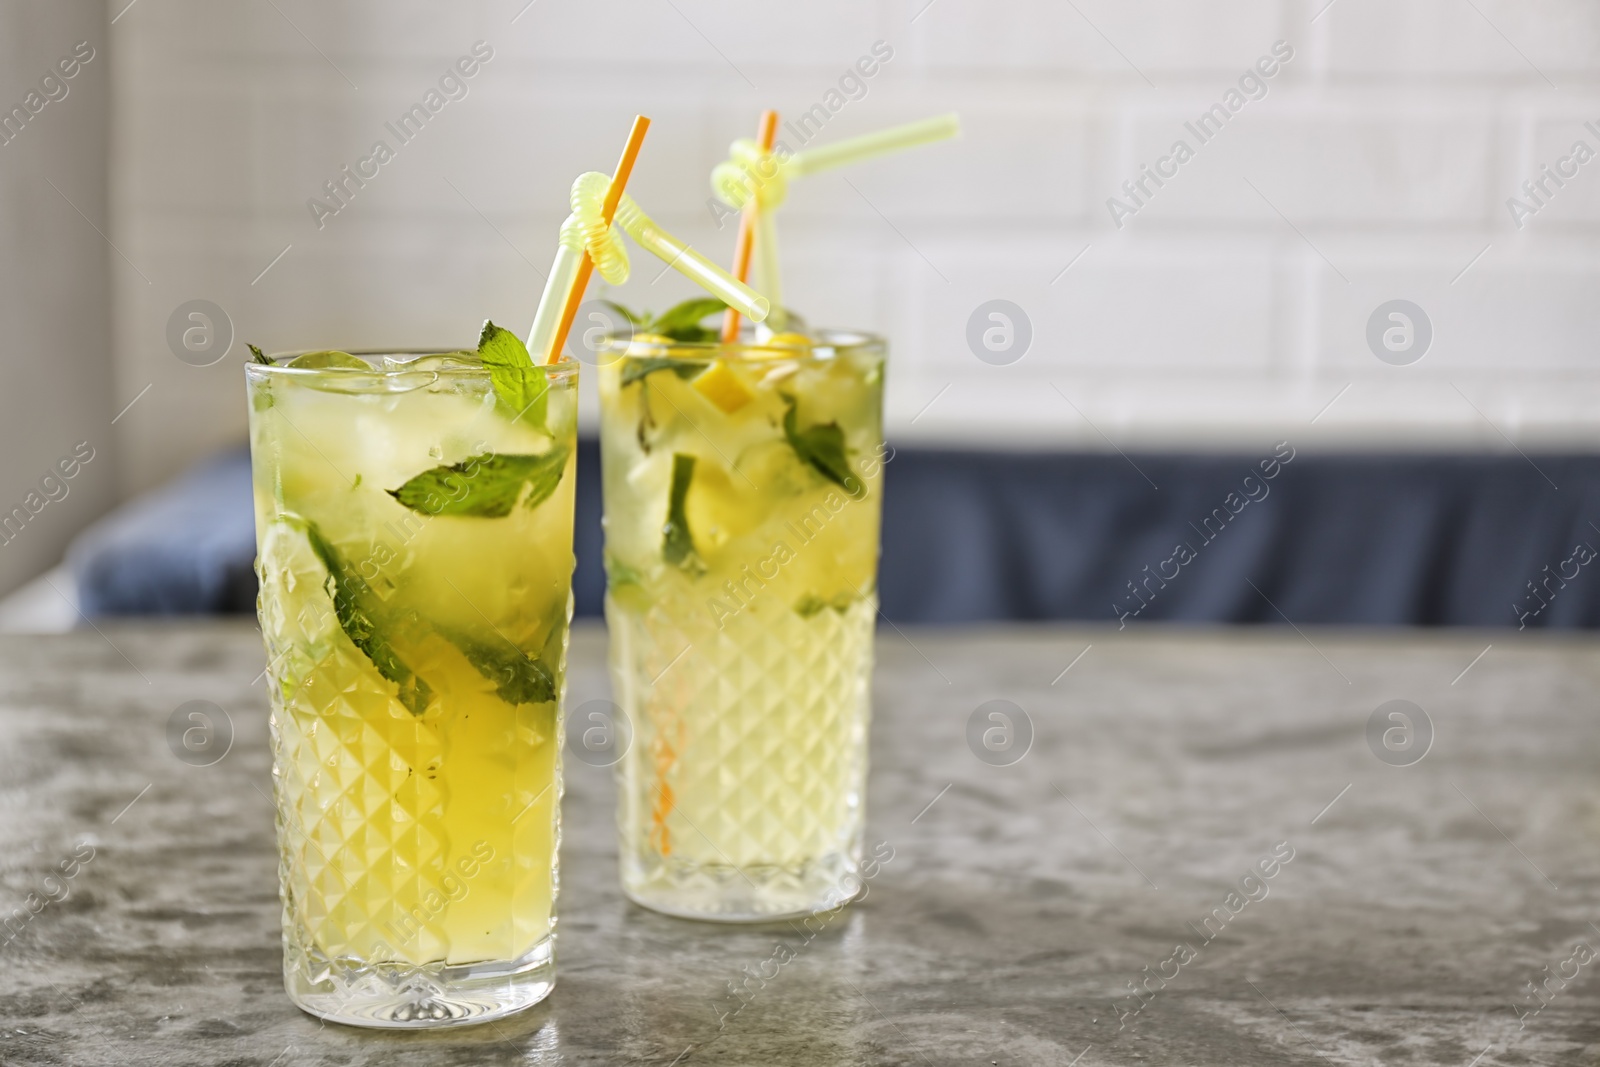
98 0 1600 495
1321 0 1600 78
0 0 116 597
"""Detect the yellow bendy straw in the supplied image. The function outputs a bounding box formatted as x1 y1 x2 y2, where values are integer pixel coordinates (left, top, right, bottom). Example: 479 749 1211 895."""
529 178 770 360
613 198 770 320
788 112 960 177
538 116 650 365
710 112 960 331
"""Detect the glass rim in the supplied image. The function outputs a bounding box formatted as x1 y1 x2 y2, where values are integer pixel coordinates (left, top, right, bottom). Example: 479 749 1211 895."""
594 328 885 364
244 348 581 378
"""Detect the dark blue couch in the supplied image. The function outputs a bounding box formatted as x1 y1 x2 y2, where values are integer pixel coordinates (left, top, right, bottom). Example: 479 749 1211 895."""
68 442 1600 629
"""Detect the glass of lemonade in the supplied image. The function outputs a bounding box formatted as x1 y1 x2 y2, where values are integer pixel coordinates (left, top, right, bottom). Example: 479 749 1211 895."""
596 328 886 921
246 348 577 1027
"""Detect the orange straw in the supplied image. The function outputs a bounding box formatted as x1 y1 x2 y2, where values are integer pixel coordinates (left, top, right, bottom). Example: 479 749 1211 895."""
719 110 779 344
544 115 652 364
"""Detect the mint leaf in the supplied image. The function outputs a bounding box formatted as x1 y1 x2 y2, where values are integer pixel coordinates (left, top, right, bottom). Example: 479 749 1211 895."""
794 593 828 618
287 517 564 714
478 320 549 431
621 358 705 388
794 591 855 618
662 452 703 572
598 297 730 341
595 300 644 327
387 447 570 518
636 380 657 454
444 629 556 705
301 520 433 716
605 553 652 610
614 298 800 341
605 553 646 592
249 344 275 410
781 394 865 499
287 350 368 369
610 299 731 384
647 297 728 342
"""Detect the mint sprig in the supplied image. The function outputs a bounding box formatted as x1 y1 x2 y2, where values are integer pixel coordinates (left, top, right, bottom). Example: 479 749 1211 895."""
301 519 433 716
603 297 729 343
646 297 729 342
444 628 557 705
478 321 549 432
299 517 563 712
781 394 864 499
594 300 644 328
620 358 705 388
605 553 645 592
795 591 856 618
662 452 703 573
387 447 570 518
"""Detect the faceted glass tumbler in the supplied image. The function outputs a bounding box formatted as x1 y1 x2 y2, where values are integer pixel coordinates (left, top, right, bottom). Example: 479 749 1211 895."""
248 353 577 1026
595 332 885 921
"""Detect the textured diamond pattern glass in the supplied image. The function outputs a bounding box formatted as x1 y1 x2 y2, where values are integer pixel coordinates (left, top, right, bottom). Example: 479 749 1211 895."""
248 354 576 1027
597 334 885 921
611 597 873 918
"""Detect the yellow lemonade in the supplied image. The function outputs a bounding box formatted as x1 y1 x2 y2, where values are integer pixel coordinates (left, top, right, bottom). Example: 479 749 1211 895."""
597 330 886 920
246 347 576 1026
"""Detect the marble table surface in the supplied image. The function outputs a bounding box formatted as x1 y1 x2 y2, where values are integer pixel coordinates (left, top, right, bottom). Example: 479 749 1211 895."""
1 621 1597 1066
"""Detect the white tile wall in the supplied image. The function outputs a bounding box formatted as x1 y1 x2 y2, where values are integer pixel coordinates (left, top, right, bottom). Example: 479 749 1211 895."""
101 0 1600 495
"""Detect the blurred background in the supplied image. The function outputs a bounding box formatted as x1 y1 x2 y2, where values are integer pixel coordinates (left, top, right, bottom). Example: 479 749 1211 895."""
2 0 1598 629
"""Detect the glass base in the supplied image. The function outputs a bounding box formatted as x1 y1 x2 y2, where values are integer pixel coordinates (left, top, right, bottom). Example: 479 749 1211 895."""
284 935 554 1029
622 851 863 923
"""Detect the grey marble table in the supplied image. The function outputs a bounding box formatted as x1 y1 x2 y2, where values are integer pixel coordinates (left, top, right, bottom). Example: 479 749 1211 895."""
1 621 1598 1066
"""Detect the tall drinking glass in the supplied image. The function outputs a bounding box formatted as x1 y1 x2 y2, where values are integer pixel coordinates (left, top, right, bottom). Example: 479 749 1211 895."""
596 331 886 920
246 351 577 1027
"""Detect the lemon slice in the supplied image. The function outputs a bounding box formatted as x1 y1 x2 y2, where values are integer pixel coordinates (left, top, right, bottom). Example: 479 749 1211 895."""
692 360 753 413
746 332 811 361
